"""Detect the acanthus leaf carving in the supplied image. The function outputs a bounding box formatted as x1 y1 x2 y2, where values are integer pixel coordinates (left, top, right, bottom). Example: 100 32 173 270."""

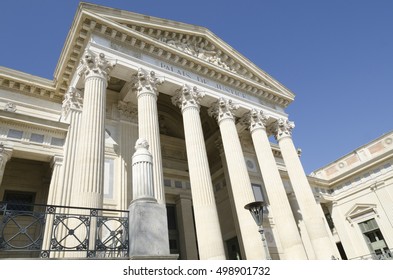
62 87 83 117
274 118 295 140
171 84 204 111
240 109 269 132
78 50 115 81
117 100 138 123
134 68 163 96
208 97 239 123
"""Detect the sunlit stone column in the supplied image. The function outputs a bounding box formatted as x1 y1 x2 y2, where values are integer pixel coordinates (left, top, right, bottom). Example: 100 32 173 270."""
42 155 63 255
0 144 12 187
53 87 83 207
208 97 264 260
172 85 225 260
47 155 64 205
274 119 338 259
71 51 114 209
135 68 166 205
117 101 139 209
244 109 307 259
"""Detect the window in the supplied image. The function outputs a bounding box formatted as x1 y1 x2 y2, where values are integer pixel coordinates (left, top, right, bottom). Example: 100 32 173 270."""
3 190 36 212
251 184 264 202
166 204 179 255
359 218 391 259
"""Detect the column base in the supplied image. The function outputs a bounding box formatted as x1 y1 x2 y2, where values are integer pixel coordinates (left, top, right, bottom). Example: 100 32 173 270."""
128 200 170 256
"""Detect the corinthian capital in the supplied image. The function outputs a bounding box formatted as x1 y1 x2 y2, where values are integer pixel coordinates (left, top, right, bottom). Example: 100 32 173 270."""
117 100 138 123
134 68 163 96
78 50 114 81
62 87 83 117
274 118 295 140
208 97 239 123
172 84 204 112
241 109 268 132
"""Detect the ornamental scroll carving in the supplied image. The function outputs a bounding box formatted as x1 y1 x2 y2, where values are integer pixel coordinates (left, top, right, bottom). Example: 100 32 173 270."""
158 37 236 73
134 68 163 96
62 87 83 117
240 109 269 132
171 84 204 111
208 97 239 123
78 50 115 81
274 118 295 140
117 101 138 122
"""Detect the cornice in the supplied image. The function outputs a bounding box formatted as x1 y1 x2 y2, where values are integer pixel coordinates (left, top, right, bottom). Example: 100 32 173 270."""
0 67 59 102
54 4 294 108
0 110 68 134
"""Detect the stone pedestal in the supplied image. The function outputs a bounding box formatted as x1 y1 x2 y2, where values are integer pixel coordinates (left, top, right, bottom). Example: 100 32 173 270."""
129 201 170 256
128 139 170 257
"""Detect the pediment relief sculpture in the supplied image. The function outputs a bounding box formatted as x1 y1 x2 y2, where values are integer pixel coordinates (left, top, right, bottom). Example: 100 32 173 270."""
158 36 236 73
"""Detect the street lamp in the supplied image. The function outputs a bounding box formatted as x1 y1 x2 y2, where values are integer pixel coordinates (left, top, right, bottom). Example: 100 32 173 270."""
244 201 272 260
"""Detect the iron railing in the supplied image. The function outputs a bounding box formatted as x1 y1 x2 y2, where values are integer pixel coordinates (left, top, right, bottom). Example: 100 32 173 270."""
0 202 129 259
349 249 393 260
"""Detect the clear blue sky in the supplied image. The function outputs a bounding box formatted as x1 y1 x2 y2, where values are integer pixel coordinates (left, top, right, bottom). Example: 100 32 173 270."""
1 0 392 174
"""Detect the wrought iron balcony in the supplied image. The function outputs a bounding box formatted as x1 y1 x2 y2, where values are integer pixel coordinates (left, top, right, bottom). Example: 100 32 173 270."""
0 202 129 259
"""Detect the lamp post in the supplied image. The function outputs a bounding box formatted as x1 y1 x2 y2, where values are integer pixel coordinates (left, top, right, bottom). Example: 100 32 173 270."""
244 201 272 260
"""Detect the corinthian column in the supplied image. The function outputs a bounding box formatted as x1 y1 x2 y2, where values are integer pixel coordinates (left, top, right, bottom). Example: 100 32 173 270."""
0 144 12 187
244 109 307 259
172 85 225 260
208 98 264 260
71 50 114 209
274 119 338 259
134 68 166 205
52 87 83 207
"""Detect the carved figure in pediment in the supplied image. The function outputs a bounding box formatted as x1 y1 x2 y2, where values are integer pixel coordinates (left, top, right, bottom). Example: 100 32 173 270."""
158 36 236 73
195 41 216 60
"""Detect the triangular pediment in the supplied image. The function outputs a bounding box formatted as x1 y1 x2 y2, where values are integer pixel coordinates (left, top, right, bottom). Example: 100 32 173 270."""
345 204 377 219
54 3 295 107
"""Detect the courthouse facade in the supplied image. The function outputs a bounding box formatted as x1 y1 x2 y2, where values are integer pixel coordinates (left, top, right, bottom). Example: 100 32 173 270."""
0 3 391 260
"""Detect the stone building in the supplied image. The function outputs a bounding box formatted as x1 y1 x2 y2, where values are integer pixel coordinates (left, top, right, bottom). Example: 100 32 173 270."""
0 3 391 260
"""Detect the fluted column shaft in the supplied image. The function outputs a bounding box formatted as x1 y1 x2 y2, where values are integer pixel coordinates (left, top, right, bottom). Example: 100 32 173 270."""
247 110 307 259
275 119 337 259
71 51 114 209
54 87 83 207
118 101 139 209
135 68 165 204
47 156 64 205
0 146 12 187
172 85 225 260
43 155 63 253
209 98 264 260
